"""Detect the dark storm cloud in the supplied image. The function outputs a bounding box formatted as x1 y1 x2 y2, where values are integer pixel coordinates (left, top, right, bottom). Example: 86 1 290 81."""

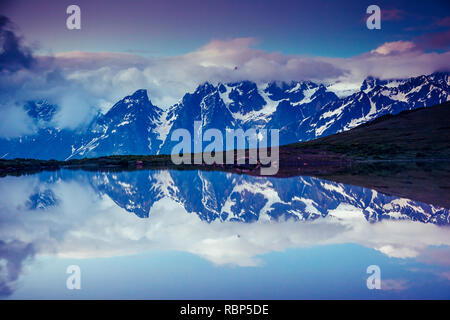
0 15 35 72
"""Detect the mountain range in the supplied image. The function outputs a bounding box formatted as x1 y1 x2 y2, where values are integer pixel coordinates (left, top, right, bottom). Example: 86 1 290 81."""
1 72 448 160
28 169 450 225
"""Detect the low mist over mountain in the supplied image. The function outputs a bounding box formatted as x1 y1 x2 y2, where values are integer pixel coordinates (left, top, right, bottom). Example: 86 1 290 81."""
0 72 448 160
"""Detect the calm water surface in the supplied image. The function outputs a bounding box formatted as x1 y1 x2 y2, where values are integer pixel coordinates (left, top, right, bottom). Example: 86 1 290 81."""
0 169 449 299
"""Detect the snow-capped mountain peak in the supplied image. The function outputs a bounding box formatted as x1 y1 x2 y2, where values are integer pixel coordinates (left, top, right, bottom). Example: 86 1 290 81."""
1 72 448 160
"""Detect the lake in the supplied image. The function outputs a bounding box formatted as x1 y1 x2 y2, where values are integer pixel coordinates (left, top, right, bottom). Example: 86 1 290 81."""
0 169 449 299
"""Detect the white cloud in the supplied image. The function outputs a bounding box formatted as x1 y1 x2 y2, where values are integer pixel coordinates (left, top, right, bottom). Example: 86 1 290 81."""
0 101 35 138
371 41 416 55
0 175 449 268
0 37 448 137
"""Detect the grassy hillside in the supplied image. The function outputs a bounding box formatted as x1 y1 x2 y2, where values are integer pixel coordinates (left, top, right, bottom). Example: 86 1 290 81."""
288 101 450 160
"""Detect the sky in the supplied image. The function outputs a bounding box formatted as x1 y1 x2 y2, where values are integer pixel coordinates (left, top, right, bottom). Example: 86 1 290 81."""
2 0 450 57
0 0 449 136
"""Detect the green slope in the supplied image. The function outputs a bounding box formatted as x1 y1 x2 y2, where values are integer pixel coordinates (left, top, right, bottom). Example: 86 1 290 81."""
288 101 450 160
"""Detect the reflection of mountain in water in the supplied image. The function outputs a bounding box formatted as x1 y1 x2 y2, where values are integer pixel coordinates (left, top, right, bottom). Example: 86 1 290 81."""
31 170 450 225
3 169 449 299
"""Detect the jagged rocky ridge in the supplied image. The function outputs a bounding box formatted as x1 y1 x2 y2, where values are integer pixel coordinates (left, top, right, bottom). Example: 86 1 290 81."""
29 169 450 225
0 72 448 160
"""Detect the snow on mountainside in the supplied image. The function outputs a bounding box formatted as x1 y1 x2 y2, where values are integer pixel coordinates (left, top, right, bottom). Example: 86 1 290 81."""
0 72 448 160
67 89 163 159
281 72 450 143
30 169 450 225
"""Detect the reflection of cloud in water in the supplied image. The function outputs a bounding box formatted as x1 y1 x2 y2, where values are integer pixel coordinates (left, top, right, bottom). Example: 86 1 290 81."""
416 247 450 267
381 279 410 291
0 174 449 269
0 240 35 297
0 172 449 297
